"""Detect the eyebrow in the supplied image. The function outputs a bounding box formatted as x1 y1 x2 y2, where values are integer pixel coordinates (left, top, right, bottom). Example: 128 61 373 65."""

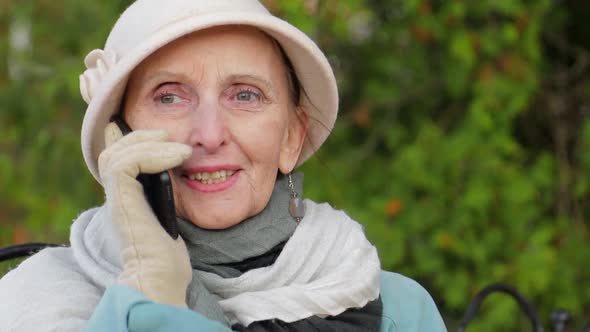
220 73 276 96
140 71 275 95
141 70 198 88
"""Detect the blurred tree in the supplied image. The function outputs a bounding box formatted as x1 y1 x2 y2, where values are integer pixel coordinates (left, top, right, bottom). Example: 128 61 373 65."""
1 0 589 330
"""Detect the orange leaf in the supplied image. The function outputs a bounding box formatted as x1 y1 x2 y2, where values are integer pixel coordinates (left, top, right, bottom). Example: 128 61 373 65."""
352 102 371 128
477 63 495 82
12 225 30 244
410 25 434 44
419 1 432 15
437 232 455 250
385 199 403 217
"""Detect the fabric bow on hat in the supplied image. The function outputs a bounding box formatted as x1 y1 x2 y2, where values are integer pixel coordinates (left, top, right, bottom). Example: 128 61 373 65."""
80 49 117 104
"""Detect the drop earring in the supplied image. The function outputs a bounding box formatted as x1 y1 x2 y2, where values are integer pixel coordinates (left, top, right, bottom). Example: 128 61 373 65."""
287 172 305 222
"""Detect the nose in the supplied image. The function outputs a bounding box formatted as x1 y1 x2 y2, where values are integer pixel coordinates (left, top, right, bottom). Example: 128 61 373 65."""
188 99 228 153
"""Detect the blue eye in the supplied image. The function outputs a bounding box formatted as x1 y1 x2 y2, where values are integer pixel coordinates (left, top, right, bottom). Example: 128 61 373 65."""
236 90 260 102
222 85 265 110
159 94 183 104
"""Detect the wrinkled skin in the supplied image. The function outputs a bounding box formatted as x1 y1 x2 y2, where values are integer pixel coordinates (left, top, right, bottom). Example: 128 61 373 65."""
123 26 307 229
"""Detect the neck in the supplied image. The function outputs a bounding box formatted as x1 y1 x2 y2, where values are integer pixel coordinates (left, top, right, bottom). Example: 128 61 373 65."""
177 172 304 266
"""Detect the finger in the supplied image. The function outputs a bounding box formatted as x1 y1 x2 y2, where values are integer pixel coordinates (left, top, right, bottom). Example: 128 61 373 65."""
99 131 187 180
109 142 192 176
104 122 124 148
109 129 169 152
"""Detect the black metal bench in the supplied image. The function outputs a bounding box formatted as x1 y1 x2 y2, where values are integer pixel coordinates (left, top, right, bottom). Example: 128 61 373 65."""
0 243 61 261
457 283 590 332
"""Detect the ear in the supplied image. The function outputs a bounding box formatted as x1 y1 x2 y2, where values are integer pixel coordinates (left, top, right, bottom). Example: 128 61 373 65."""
279 107 309 174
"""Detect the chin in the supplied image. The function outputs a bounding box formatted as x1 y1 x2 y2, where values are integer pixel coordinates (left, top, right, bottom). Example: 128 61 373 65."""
181 210 244 230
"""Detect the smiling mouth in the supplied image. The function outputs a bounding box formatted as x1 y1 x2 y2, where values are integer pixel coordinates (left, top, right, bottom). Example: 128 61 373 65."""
185 170 236 184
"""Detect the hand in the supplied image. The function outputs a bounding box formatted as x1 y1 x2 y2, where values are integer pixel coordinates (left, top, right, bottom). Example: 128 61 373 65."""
98 122 193 307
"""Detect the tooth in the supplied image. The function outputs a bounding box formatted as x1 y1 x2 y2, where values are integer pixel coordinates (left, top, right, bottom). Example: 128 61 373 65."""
188 170 236 183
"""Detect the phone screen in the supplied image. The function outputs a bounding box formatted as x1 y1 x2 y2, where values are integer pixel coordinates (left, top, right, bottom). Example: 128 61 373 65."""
110 114 179 239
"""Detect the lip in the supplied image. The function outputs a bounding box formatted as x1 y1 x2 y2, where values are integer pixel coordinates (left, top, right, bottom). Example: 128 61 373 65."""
181 165 241 193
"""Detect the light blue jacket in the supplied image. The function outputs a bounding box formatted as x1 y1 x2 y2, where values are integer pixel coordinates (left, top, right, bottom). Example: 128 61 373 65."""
84 271 447 332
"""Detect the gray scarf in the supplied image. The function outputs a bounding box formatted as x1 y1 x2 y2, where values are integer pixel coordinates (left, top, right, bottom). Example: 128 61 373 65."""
177 172 302 325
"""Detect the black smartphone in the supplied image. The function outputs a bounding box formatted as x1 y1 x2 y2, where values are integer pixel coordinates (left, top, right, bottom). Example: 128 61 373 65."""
110 114 179 239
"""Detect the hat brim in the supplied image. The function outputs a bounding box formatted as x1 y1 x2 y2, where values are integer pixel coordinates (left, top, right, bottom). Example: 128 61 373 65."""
82 12 338 184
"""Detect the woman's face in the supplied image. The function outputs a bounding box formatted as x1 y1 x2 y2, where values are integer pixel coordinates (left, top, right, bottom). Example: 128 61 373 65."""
123 26 307 229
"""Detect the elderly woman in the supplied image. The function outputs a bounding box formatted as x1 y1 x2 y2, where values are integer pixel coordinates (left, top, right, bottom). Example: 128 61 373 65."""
0 0 446 331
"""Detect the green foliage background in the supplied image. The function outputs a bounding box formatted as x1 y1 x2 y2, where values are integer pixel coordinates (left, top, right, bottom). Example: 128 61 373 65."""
1 0 589 330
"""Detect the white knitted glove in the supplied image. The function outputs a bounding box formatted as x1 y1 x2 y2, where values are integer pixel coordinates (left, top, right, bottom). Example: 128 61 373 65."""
98 122 193 307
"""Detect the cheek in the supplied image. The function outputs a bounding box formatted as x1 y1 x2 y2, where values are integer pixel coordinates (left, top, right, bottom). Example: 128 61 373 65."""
124 106 160 132
233 115 287 165
125 108 192 143
163 121 192 144
235 116 287 216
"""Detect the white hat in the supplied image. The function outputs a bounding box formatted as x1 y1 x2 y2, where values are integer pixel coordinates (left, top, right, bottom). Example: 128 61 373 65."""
80 0 338 184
